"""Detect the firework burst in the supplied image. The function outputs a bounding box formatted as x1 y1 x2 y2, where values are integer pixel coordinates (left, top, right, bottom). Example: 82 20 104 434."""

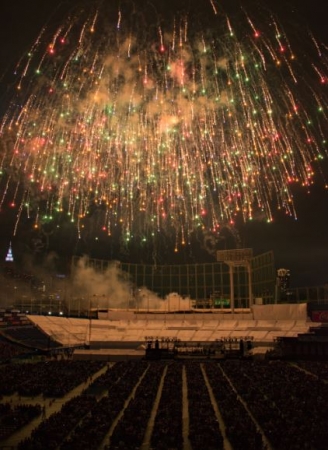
0 0 327 252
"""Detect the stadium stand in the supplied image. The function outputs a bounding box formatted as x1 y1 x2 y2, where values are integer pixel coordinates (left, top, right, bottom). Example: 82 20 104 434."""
24 304 312 352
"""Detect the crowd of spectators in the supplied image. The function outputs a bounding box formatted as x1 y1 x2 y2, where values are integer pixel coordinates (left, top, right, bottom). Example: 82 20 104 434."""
221 359 328 450
18 395 98 449
0 403 41 441
204 362 264 449
109 362 166 449
18 361 136 449
185 361 224 450
295 359 328 379
61 361 149 449
84 360 132 394
0 359 327 449
151 362 183 450
0 360 105 397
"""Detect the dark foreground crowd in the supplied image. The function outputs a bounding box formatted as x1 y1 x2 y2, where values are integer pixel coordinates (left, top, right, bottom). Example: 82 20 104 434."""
0 357 327 449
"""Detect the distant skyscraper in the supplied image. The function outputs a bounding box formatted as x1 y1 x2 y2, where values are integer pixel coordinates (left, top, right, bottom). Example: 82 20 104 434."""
5 242 14 263
277 268 291 292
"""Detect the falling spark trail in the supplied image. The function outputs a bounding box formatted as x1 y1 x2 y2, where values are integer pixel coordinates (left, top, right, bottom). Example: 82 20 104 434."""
0 0 327 249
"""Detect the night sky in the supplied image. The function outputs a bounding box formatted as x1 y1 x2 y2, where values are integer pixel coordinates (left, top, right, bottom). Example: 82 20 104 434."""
0 0 327 288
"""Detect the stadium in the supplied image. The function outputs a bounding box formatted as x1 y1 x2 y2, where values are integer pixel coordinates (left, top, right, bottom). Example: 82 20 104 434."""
1 248 328 448
0 252 328 449
2 248 328 359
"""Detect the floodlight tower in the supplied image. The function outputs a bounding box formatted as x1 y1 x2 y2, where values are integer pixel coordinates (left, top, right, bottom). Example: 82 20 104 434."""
217 248 253 313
